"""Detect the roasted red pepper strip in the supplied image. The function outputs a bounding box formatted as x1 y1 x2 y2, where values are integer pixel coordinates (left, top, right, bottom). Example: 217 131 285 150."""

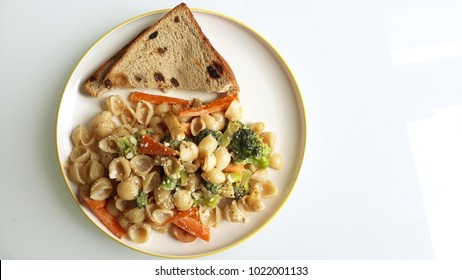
139 134 179 156
173 216 211 242
162 207 198 226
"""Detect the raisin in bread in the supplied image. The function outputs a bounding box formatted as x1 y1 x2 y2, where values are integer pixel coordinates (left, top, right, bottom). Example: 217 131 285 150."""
101 3 239 95
84 28 148 97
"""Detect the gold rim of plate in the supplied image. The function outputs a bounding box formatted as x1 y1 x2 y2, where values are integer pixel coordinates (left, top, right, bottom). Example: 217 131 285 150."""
55 7 308 259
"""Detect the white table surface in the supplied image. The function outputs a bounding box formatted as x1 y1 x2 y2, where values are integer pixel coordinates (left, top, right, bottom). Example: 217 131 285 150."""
1 0 461 260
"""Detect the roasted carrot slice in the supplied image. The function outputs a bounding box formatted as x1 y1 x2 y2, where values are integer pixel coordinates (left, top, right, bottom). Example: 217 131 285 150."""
130 92 191 106
178 94 239 117
90 206 127 239
139 134 179 156
173 216 211 242
79 188 126 239
222 162 245 173
162 207 198 226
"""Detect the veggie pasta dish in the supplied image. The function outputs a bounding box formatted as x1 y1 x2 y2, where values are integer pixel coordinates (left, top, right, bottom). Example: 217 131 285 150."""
66 92 283 243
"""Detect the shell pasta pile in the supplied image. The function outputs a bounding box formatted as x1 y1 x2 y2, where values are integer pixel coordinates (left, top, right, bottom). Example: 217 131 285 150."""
66 92 283 243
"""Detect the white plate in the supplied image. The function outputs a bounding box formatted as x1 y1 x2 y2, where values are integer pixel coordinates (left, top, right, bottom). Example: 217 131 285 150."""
56 8 306 258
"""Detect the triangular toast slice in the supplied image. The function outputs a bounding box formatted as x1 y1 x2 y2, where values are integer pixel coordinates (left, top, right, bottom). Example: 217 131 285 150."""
98 3 239 96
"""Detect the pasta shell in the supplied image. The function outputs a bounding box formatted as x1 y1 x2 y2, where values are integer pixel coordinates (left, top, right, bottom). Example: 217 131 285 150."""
114 195 136 212
190 116 206 136
90 177 113 201
224 100 243 121
84 159 104 183
111 125 132 137
260 132 277 150
269 152 284 170
199 206 222 228
117 179 141 200
108 157 131 181
260 180 278 199
69 145 91 163
162 156 183 179
201 168 225 184
201 151 216 172
221 184 235 198
97 151 115 169
198 134 218 156
124 207 146 224
183 160 200 174
98 136 119 154
162 111 185 141
135 100 154 126
143 171 161 194
250 169 268 183
69 162 87 185
239 189 265 212
130 155 154 177
179 141 199 162
181 172 201 191
213 147 231 171
147 222 170 233
153 187 174 210
222 200 248 223
149 208 174 225
118 106 137 126
248 122 265 135
106 95 126 116
91 111 116 138
154 102 170 116
119 213 134 230
71 125 95 146
147 116 166 134
173 189 193 211
128 223 151 243
203 112 225 131
71 126 83 146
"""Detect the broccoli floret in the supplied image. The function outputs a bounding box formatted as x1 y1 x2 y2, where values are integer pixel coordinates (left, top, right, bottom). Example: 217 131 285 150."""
192 191 222 208
203 180 222 195
218 121 242 147
193 129 222 145
179 169 189 187
136 191 149 208
159 175 178 190
115 135 138 159
200 195 222 208
229 127 271 168
233 182 249 199
115 130 151 159
225 169 251 199
194 180 223 208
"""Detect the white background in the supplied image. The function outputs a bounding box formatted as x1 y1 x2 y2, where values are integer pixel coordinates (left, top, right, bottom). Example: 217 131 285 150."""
1 0 461 260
